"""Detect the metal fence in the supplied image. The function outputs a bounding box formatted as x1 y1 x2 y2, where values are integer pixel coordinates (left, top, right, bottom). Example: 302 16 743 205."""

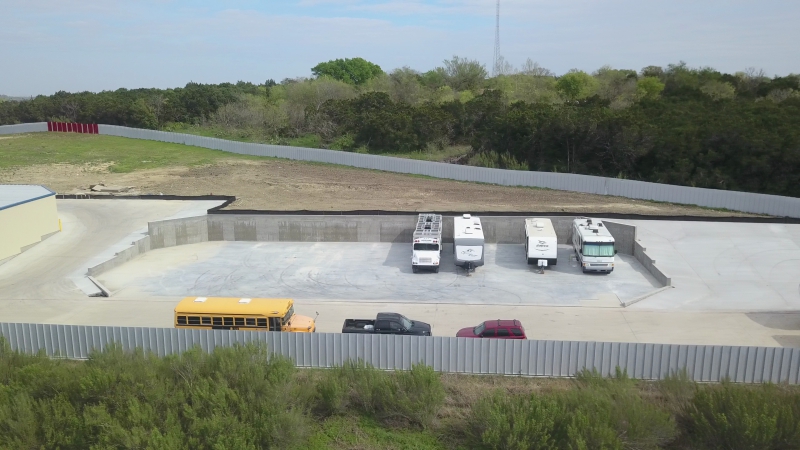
2 323 798 383
0 122 48 135
2 122 799 218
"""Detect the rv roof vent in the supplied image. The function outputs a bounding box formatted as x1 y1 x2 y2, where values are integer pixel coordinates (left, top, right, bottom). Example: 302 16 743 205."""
473 220 480 225
536 221 543 229
463 214 471 219
464 227 472 234
194 297 207 303
587 219 593 225
593 229 599 233
598 223 604 227
238 298 252 304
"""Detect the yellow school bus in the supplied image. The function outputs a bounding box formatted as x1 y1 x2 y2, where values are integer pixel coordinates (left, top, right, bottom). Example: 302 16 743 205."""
174 297 316 332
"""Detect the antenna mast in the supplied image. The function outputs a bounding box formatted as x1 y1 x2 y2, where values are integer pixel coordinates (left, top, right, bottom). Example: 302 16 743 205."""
492 0 501 76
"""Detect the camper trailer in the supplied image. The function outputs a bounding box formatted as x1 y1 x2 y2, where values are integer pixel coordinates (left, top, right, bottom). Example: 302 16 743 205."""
525 218 558 267
454 214 485 270
412 213 443 273
572 218 616 273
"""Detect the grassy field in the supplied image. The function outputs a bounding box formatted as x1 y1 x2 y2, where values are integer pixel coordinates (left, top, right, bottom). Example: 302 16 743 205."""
0 133 258 173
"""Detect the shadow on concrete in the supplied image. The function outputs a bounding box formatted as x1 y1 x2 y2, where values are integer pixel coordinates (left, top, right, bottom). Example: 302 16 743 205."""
492 244 532 272
746 312 800 330
618 254 662 288
772 335 800 348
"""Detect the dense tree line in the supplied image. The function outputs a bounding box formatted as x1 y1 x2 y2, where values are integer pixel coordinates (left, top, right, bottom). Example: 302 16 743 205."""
2 58 798 197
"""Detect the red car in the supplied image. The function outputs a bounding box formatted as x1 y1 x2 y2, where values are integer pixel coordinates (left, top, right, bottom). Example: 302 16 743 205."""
456 320 526 339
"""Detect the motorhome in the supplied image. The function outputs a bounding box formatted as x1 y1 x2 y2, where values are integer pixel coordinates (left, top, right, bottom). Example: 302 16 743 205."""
412 213 443 273
524 218 558 267
572 218 616 273
454 214 485 270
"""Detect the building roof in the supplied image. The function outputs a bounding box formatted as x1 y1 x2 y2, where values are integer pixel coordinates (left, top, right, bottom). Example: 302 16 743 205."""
0 185 55 212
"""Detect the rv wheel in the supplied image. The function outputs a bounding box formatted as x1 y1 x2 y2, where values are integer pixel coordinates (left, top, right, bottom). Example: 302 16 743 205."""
434 267 439 273
412 266 418 273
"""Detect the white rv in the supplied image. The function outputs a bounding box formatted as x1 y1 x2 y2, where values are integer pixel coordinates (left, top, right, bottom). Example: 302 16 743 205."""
412 213 443 273
454 214 485 270
525 218 558 267
572 218 616 273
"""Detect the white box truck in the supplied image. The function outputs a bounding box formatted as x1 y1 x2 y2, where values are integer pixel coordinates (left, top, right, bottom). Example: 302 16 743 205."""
525 218 558 267
572 218 616 273
412 213 443 273
454 214 485 270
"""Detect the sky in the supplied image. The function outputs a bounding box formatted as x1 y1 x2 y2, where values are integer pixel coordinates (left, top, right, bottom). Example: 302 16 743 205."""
1 0 799 96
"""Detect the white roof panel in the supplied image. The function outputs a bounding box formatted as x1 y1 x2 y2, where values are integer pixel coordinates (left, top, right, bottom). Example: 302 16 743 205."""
0 185 55 211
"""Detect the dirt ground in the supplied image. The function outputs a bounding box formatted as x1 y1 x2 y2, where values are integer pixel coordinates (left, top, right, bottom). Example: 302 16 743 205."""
0 159 752 216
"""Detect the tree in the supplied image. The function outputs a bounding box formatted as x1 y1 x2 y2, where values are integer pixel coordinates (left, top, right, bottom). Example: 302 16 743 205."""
520 59 554 77
637 77 665 100
311 58 384 85
555 70 598 101
440 56 488 91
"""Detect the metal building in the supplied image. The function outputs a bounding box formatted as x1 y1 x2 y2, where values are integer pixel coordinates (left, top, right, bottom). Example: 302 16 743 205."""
0 185 59 262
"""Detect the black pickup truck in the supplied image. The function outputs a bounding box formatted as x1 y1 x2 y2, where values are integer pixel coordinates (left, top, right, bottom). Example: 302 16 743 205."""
342 312 432 336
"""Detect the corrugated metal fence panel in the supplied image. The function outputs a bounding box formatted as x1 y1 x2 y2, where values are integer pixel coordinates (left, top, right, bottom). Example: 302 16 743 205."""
3 123 800 217
2 323 799 383
0 122 48 135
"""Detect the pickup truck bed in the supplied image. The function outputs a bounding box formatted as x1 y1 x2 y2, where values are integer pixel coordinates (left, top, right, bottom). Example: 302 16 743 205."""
341 313 432 336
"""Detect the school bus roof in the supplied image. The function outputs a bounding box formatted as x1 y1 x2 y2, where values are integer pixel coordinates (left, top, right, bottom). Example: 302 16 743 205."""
174 297 294 316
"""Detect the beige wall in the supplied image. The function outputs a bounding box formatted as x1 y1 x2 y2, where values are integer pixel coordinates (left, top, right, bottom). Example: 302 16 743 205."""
0 195 59 260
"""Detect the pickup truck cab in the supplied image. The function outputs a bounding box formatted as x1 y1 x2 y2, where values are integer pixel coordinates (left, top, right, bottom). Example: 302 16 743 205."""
342 312 432 336
456 320 526 339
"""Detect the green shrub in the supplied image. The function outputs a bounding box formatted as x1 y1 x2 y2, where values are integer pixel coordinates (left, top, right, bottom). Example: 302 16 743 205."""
289 134 322 148
683 383 800 450
468 369 677 450
469 391 566 450
328 133 356 151
315 361 445 428
564 369 677 449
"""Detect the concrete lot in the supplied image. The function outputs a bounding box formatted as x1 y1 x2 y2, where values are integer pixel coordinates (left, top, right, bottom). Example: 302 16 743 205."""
0 199 798 347
621 220 800 311
97 242 659 306
0 199 222 300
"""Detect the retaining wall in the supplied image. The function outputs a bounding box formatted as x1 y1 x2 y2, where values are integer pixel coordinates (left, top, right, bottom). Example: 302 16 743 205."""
635 241 672 287
1 322 797 383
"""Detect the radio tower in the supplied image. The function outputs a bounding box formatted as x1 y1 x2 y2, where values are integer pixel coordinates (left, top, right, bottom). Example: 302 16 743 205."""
492 0 501 76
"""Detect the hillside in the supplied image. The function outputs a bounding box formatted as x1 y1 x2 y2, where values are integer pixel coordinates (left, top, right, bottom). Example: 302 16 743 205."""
0 133 751 215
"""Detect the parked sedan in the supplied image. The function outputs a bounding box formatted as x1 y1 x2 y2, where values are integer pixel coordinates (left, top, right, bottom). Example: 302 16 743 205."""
456 319 526 339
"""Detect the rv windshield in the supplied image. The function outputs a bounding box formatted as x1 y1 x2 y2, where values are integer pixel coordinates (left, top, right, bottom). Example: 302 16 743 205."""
583 243 615 257
414 243 439 251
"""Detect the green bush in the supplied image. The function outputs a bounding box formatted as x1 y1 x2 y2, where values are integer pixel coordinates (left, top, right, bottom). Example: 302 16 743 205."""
683 383 800 450
469 391 566 450
314 361 445 428
467 369 677 450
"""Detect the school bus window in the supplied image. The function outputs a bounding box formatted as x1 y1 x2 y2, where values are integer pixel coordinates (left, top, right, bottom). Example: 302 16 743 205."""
257 318 267 327
246 318 255 326
235 318 244 326
188 316 201 325
213 317 222 326
202 317 211 325
282 306 295 324
224 317 233 326
177 316 187 325
270 317 281 331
